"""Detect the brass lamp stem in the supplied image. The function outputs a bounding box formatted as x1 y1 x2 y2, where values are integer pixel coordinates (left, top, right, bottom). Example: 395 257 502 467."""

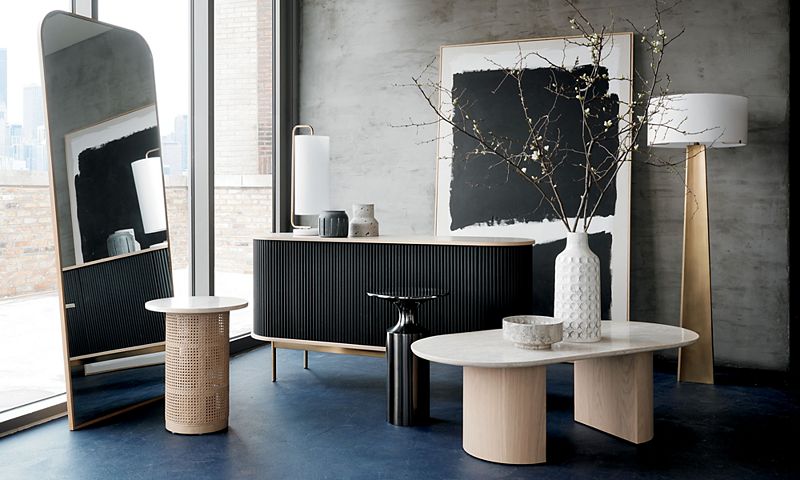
678 143 714 384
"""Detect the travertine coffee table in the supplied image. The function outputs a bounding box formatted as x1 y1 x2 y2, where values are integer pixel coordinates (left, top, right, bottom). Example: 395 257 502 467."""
411 321 698 465
145 296 247 434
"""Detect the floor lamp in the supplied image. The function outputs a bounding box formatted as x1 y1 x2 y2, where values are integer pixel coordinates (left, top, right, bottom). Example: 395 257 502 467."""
648 93 748 384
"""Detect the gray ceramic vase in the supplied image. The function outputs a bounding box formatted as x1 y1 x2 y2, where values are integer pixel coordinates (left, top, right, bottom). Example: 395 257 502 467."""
107 228 140 256
318 210 349 238
348 204 379 237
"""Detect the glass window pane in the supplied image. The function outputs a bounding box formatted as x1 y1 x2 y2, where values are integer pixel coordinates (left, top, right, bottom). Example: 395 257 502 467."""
0 2 70 414
214 0 273 338
100 0 191 298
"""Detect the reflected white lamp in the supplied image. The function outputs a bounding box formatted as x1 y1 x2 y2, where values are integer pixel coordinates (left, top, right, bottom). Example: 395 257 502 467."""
291 125 330 235
131 148 168 234
648 93 748 384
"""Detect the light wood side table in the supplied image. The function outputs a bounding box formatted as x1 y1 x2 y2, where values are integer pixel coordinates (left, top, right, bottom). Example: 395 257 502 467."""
145 296 247 434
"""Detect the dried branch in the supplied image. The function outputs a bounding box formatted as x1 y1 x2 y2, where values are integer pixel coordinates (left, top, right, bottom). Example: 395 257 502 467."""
397 0 705 233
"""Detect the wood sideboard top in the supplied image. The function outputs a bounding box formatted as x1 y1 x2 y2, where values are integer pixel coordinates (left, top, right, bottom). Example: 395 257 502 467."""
254 233 535 247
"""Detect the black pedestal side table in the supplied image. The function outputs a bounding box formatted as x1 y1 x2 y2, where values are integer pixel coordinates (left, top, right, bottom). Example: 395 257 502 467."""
367 288 449 426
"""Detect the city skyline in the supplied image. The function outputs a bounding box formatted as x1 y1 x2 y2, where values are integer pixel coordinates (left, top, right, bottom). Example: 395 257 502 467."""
1 1 189 133
0 41 186 138
1 45 188 173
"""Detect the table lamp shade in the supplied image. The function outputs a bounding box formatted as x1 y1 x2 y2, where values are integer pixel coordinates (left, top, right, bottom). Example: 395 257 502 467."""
131 156 167 233
647 94 748 148
294 134 330 215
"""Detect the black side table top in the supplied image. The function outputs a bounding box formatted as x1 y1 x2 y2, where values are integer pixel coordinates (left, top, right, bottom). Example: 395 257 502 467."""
366 288 449 302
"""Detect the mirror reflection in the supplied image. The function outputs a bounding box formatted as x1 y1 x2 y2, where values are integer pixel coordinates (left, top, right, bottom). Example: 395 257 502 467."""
42 11 167 268
65 104 166 265
41 11 172 429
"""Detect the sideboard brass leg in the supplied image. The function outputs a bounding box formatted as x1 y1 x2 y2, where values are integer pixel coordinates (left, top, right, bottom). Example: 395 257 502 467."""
271 343 277 382
303 350 309 369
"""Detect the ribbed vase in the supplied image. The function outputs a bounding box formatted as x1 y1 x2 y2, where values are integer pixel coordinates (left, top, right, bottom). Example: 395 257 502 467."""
318 210 349 238
554 232 601 342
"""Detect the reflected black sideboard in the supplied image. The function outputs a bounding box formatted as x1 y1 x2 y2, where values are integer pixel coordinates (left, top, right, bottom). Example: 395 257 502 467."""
252 235 535 354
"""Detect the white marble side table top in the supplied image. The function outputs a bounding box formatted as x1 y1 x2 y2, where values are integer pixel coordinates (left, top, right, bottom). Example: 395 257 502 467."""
145 296 248 314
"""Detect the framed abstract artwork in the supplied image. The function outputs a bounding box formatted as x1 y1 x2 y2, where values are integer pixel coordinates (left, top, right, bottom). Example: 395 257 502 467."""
434 34 633 321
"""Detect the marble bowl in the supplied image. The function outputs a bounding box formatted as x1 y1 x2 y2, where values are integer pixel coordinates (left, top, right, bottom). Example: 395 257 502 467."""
502 315 563 350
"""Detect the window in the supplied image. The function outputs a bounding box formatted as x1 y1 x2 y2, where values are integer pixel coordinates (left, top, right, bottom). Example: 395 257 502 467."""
101 0 191 298
0 1 70 415
214 0 274 337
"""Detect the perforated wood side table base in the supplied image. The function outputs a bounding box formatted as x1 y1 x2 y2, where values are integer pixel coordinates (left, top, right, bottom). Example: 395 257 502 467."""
145 296 248 435
165 311 229 434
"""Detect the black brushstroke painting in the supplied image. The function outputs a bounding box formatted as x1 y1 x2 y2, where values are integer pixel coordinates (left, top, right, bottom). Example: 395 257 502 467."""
449 65 619 228
448 64 622 320
73 126 165 263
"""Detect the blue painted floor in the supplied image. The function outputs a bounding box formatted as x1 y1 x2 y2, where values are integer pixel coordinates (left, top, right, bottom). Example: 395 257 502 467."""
0 346 797 479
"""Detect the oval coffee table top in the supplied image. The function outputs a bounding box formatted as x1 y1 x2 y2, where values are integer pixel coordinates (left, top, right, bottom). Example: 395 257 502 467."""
145 296 248 314
411 321 698 368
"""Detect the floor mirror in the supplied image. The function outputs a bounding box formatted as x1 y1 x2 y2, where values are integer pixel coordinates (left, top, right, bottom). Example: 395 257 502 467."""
40 11 173 430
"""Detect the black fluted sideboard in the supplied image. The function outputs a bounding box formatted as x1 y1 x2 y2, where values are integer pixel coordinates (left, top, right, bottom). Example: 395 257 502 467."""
252 235 535 377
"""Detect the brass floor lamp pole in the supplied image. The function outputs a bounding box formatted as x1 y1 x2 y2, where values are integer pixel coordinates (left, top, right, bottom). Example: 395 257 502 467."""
679 144 714 384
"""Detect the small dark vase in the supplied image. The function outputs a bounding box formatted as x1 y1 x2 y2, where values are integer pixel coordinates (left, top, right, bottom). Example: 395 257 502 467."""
318 210 349 238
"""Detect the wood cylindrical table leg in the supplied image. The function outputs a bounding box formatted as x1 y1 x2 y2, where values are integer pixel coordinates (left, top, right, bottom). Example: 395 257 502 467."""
165 311 230 434
463 366 546 464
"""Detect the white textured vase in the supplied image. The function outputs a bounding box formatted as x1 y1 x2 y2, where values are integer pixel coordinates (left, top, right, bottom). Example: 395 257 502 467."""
348 204 379 237
554 232 601 342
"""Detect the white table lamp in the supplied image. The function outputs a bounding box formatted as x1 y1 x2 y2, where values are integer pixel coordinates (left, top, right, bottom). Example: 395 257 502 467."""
131 148 167 234
648 93 748 384
291 125 330 235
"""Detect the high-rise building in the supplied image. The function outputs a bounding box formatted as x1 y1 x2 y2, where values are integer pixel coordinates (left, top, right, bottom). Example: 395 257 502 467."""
0 48 7 116
160 138 182 176
174 114 189 172
23 85 43 142
5 123 24 169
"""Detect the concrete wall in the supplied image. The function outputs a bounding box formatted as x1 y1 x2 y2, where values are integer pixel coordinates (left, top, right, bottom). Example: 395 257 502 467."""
298 0 790 370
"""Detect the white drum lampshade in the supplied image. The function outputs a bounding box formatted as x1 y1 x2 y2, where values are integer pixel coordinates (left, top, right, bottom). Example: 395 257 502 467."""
294 134 330 215
131 156 167 234
647 93 748 148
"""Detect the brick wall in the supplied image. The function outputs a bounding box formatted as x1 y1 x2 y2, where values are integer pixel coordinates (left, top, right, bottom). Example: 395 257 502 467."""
165 185 189 270
257 0 273 174
0 184 58 297
215 184 272 274
0 180 271 298
215 0 259 176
